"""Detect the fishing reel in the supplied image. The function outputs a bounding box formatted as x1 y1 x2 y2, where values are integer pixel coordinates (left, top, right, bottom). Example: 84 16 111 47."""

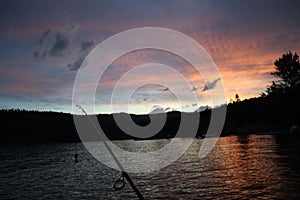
113 172 126 190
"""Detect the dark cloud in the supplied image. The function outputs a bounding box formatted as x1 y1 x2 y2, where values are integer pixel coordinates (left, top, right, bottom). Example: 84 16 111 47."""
33 29 52 60
165 107 171 111
33 51 43 60
149 105 166 114
49 32 69 57
81 41 94 52
195 105 211 112
158 87 169 92
33 23 79 60
191 86 198 92
143 97 150 101
67 39 95 70
202 77 221 91
149 106 176 114
38 29 51 47
67 56 85 71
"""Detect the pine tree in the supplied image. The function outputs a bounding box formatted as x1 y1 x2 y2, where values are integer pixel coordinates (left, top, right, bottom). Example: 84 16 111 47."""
267 51 300 95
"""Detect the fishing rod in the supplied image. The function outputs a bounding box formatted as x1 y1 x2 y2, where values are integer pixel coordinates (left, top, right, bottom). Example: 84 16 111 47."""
75 105 144 200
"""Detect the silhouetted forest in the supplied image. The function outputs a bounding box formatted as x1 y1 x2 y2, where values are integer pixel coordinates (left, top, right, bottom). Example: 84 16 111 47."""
0 108 207 143
0 90 299 144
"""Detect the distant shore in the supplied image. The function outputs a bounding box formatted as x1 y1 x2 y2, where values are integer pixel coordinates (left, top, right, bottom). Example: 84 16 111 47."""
1 91 299 144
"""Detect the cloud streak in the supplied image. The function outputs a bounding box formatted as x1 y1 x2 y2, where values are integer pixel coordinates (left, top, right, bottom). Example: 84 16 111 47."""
67 40 96 70
202 77 221 91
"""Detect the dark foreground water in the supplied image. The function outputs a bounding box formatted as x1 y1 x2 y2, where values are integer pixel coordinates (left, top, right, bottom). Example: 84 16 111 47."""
1 134 300 199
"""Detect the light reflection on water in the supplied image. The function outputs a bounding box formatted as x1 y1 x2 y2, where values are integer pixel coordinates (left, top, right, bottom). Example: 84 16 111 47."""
0 134 300 199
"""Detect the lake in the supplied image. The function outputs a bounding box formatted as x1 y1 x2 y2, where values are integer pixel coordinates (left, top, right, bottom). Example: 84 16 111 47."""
1 134 300 199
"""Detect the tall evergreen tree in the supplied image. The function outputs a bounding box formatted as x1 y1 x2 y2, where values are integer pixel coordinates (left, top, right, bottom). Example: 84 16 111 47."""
267 51 300 95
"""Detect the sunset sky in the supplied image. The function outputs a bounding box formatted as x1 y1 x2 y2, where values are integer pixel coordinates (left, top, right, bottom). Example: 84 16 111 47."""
1 0 300 114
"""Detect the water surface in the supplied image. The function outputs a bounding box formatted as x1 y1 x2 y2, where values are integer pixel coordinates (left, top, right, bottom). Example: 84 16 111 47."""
1 134 300 199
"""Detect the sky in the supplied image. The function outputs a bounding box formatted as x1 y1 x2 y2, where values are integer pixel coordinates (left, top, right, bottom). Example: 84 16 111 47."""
0 0 300 114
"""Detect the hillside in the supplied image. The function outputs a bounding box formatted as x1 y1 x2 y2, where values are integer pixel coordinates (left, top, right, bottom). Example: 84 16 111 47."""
0 91 299 144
